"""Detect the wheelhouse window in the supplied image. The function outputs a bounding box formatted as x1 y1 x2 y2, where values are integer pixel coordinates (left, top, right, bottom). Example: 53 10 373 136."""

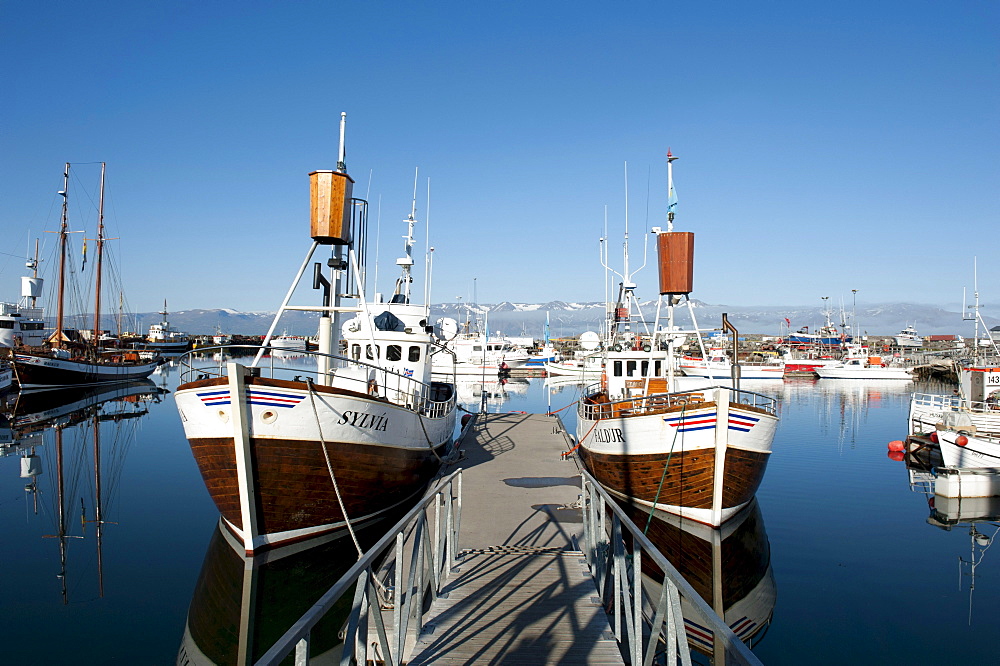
626 361 637 376
366 344 379 359
409 346 421 361
613 361 623 377
351 344 361 360
386 345 402 361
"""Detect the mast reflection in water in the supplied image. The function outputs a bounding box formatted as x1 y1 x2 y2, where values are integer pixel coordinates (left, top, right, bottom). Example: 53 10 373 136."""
619 498 776 659
1 380 165 604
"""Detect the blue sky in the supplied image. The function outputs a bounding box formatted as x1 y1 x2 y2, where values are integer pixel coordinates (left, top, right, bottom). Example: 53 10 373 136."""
2 1 997 315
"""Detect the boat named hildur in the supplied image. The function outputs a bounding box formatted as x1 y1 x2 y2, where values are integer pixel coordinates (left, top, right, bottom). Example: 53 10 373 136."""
173 114 458 554
576 152 779 527
11 163 162 389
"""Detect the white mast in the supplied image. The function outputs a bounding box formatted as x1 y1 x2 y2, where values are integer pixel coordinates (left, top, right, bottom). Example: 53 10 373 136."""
394 168 418 303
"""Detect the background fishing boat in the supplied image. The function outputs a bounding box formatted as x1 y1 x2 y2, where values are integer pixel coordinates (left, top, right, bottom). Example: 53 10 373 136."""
11 163 162 388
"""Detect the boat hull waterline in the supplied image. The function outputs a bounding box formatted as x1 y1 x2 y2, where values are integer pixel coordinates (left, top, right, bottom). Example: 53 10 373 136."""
578 388 777 526
175 374 454 552
13 352 161 388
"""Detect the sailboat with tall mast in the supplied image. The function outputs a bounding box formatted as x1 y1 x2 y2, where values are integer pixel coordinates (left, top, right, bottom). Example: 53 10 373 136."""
576 152 779 527
11 163 162 389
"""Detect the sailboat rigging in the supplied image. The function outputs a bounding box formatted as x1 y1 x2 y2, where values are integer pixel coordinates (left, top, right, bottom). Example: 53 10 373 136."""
11 163 163 389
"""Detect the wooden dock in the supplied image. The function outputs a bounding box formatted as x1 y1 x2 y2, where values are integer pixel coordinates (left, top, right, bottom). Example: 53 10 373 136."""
406 412 625 665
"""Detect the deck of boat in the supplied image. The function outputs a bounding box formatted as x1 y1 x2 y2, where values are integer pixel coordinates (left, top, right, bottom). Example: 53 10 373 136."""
406 412 625 665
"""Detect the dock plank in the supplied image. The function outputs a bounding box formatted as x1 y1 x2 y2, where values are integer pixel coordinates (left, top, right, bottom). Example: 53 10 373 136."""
407 412 625 665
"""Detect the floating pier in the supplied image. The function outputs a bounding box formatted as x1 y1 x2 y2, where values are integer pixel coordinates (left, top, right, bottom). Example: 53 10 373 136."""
407 412 624 664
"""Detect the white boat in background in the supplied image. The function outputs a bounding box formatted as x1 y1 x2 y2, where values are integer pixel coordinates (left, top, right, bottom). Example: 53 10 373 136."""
0 241 47 349
431 324 529 376
145 301 190 351
815 352 913 380
910 362 1000 436
894 324 922 348
0 362 13 392
269 334 307 352
934 419 1000 469
679 348 785 379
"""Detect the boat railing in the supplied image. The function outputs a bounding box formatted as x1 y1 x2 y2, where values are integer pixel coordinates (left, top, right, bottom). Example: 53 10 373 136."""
580 471 763 665
177 345 455 420
255 469 463 666
911 391 999 415
579 383 778 420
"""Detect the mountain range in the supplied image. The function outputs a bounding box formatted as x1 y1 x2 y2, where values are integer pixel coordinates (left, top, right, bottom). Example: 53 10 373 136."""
126 300 999 340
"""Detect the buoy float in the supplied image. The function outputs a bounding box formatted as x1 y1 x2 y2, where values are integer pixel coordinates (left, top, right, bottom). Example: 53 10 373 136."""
887 440 905 452
929 431 939 444
461 414 473 428
887 450 905 462
956 435 969 447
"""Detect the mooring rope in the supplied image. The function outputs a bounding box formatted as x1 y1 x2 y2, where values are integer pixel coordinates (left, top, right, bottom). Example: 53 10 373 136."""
306 379 363 559
644 401 686 536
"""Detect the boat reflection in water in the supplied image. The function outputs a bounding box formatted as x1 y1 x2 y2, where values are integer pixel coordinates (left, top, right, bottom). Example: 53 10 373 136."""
179 517 391 665
619 499 776 657
1 380 165 603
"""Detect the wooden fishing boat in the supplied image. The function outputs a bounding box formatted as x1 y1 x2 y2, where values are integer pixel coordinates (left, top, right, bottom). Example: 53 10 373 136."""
11 163 162 389
576 152 779 527
173 114 458 554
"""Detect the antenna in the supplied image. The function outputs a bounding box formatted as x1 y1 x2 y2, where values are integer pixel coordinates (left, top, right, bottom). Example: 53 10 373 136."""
337 112 347 172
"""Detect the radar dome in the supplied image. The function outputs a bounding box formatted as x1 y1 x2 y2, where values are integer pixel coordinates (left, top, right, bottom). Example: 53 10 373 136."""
579 331 600 350
435 317 459 341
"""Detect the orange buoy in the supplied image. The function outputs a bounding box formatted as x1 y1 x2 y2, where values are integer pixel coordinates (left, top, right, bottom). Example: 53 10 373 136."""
956 435 969 447
929 431 939 444
887 450 905 461
887 440 905 452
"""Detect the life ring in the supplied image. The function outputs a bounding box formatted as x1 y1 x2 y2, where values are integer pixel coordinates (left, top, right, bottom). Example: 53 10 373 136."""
367 379 378 395
612 344 623 352
643 344 652 352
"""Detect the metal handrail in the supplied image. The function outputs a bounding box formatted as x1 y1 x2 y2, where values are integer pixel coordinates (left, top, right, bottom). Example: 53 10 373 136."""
176 345 456 420
580 471 763 665
255 469 462 665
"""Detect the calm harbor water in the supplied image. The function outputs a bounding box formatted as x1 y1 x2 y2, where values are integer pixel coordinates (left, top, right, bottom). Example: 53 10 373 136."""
1 359 995 664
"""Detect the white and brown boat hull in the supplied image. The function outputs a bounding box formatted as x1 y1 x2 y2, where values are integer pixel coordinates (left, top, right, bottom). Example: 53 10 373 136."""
578 387 777 526
175 374 456 554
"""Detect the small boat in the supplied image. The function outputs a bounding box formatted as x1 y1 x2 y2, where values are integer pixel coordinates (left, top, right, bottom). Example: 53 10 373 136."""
431 324 529 376
11 164 163 389
0 360 13 393
814 354 913 380
544 331 603 377
144 300 191 351
679 348 785 379
910 363 1000 437
933 417 1000 468
576 153 779 527
782 308 852 347
524 312 560 367
174 115 458 554
268 333 307 352
0 240 47 349
894 324 922 348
